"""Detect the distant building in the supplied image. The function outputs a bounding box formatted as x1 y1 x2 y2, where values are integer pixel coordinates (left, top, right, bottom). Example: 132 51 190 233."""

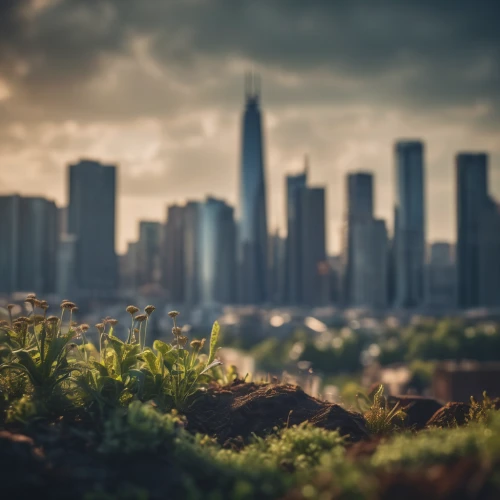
394 140 425 308
456 153 500 308
68 159 117 296
425 242 456 309
300 186 328 306
0 194 58 295
238 73 268 304
57 234 78 298
183 201 202 306
162 204 186 303
351 219 388 309
285 165 308 304
269 231 286 304
342 172 374 306
137 221 161 287
199 197 237 304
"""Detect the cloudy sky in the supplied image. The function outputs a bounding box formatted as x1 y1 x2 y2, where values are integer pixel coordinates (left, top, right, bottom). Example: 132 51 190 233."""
1 0 499 254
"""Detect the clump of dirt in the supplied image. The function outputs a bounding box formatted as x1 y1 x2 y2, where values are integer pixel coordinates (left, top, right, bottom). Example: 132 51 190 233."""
427 402 471 428
184 381 368 442
388 395 443 429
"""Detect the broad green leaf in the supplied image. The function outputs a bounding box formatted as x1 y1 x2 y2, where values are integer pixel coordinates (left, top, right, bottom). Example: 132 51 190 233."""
153 340 172 357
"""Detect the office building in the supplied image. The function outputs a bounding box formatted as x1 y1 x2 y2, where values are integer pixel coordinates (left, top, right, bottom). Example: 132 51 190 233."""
425 242 456 309
394 140 425 308
68 159 117 295
238 73 268 304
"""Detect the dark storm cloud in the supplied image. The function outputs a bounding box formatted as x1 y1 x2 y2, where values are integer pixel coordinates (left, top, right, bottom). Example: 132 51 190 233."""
1 0 499 121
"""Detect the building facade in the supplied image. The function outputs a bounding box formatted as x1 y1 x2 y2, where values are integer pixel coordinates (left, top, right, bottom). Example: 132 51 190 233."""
238 73 268 304
68 159 117 295
394 140 426 308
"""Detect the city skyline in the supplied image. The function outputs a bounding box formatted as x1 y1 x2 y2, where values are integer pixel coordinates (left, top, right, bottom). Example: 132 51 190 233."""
0 1 499 255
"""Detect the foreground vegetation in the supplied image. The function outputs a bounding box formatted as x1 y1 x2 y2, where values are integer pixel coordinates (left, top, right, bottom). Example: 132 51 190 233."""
1 296 500 499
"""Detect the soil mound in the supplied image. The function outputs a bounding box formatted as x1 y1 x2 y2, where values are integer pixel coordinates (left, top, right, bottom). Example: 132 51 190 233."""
185 382 368 442
427 402 470 428
388 395 442 429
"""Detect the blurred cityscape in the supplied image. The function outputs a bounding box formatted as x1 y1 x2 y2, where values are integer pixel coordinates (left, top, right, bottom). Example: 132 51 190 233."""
1 75 500 401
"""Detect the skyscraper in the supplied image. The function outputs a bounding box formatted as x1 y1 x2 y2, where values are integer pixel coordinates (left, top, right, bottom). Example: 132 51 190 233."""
137 221 161 287
300 186 328 306
425 242 456 309
285 164 308 304
0 195 58 294
68 159 117 295
238 73 268 304
456 153 500 308
183 201 201 305
394 140 425 308
162 204 185 304
199 197 237 304
342 172 374 305
269 230 286 304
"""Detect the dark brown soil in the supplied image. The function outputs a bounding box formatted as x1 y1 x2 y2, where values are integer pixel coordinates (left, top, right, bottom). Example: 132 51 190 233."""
184 381 369 442
388 395 443 429
427 402 471 428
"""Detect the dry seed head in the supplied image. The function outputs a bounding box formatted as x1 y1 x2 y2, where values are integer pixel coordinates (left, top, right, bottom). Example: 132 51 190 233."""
80 324 90 332
108 319 119 327
70 321 78 327
46 316 59 324
168 311 180 319
172 326 182 337
95 323 105 333
0 320 9 327
190 339 202 350
135 314 147 323
34 299 42 308
24 297 36 307
144 305 156 316
7 304 15 311
126 305 139 315
26 293 36 300
16 316 30 324
40 301 49 311
72 306 79 313
61 301 76 310
173 336 188 347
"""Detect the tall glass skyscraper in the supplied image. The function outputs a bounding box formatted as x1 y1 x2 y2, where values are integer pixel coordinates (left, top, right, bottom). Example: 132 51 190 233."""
238 73 268 304
394 140 426 308
68 159 117 295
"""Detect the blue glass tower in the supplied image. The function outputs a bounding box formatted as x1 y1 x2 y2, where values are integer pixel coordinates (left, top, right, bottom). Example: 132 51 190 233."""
238 73 268 304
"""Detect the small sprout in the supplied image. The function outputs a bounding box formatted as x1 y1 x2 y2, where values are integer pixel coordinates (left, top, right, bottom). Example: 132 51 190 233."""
144 305 156 316
126 305 139 315
135 314 148 323
168 311 180 319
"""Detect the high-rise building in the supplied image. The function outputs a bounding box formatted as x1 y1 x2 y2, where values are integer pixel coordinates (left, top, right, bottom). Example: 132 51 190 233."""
456 153 488 309
162 204 186 304
0 195 58 295
285 164 308 304
269 231 286 304
137 221 161 287
425 242 456 309
183 201 201 305
456 153 500 308
0 195 20 294
199 197 236 304
68 159 117 295
57 233 78 298
300 187 328 306
342 172 374 305
394 140 425 308
238 73 268 304
351 219 388 309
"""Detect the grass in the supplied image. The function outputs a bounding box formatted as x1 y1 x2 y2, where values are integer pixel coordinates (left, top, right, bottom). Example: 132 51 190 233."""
1 295 500 499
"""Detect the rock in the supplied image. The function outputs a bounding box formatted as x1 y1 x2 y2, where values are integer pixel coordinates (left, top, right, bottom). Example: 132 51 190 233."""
388 395 443 429
426 402 470 428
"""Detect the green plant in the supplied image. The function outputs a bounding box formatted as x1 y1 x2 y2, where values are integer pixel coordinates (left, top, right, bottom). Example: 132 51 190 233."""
467 391 496 424
356 385 407 435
